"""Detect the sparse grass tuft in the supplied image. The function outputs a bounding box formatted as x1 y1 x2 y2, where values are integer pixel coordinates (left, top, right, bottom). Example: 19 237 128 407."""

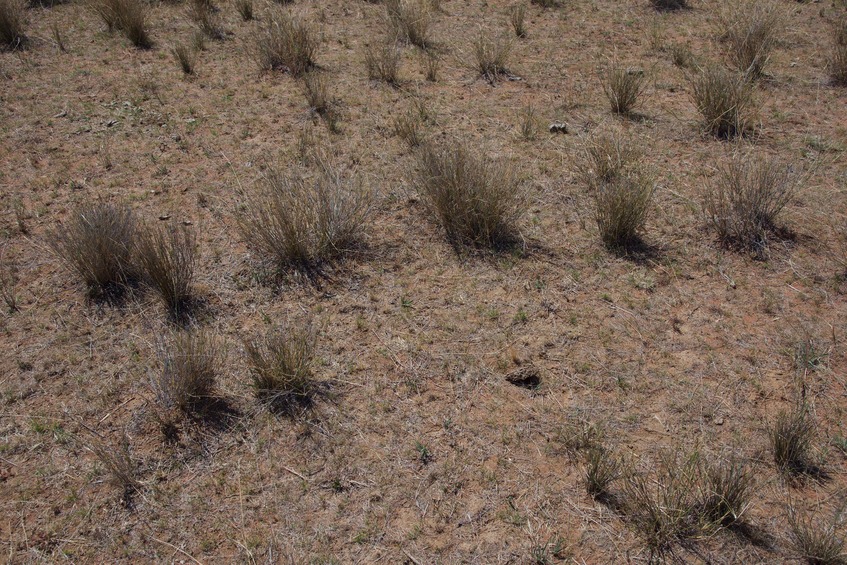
239 155 372 275
172 43 197 75
235 0 252 21
0 0 26 51
704 155 798 254
697 457 753 528
584 447 621 501
788 507 846 565
394 108 425 148
517 104 539 141
510 4 527 38
830 19 847 86
245 321 316 406
422 50 438 81
473 31 512 82
581 134 653 250
721 1 782 80
88 435 140 507
91 0 151 49
136 223 196 318
0 248 18 313
254 11 317 76
365 40 401 85
601 63 647 115
153 329 223 413
650 0 687 11
188 0 227 41
770 405 819 477
690 64 755 139
670 42 696 69
48 202 138 298
386 0 432 49
414 141 524 249
303 73 340 132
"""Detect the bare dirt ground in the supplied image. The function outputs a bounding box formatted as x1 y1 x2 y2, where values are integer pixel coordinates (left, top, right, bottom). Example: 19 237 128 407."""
2 0 847 562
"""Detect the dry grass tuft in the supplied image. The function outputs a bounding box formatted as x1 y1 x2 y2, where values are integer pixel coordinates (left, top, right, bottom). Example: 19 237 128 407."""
0 0 26 51
581 134 653 250
510 4 527 38
245 321 316 406
414 142 524 249
601 63 647 115
830 19 847 86
172 43 197 75
153 329 223 413
704 155 798 254
235 0 252 21
422 50 438 81
239 155 372 276
88 435 140 507
187 0 227 41
137 223 196 318
690 64 755 139
386 0 432 49
720 1 782 80
787 507 846 565
365 40 401 85
91 0 151 49
254 11 316 76
697 457 753 528
303 73 340 132
769 405 819 477
0 248 18 313
584 447 621 501
473 31 512 82
650 0 687 11
394 108 425 148
48 202 138 298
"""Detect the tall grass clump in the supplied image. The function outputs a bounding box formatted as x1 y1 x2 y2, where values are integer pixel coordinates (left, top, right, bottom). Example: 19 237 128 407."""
153 329 223 413
245 321 316 406
788 507 846 565
602 63 647 115
239 156 372 276
720 1 782 80
769 405 819 477
414 141 524 249
235 0 252 21
691 64 755 139
254 11 316 76
509 4 527 38
697 457 753 528
386 0 432 49
830 18 847 86
48 202 137 298
704 155 798 254
91 0 151 49
172 43 197 75
136 224 196 318
581 134 654 250
0 0 26 50
365 40 401 85
473 31 512 82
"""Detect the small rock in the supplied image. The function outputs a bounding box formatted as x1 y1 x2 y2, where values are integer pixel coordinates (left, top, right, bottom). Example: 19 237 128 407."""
505 365 542 389
714 416 724 426
549 123 569 134
158 215 171 220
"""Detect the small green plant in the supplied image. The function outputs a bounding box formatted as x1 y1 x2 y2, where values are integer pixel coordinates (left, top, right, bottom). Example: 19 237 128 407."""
690 64 755 139
235 0 252 21
721 1 782 80
386 0 432 49
136 223 196 318
704 155 798 254
172 43 197 75
787 507 846 565
245 321 316 405
153 329 223 412
414 141 524 249
415 441 432 464
239 155 372 275
48 202 138 298
601 63 647 115
0 0 26 50
584 447 621 501
254 11 317 76
770 405 818 476
510 4 527 38
91 0 151 49
365 40 401 85
473 31 512 82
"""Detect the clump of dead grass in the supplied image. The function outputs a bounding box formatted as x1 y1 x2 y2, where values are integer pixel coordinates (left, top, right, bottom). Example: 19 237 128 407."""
365 40 401 85
254 11 316 76
88 434 140 507
601 63 647 115
584 447 621 502
472 31 512 82
769 405 820 477
704 155 798 254
394 108 425 148
697 456 754 528
187 0 227 41
787 506 846 565
91 0 151 49
153 329 223 413
245 321 316 406
720 0 783 80
239 155 372 276
509 4 527 38
48 202 138 298
690 64 755 139
136 223 196 318
172 43 197 75
386 0 432 49
0 248 18 313
830 18 847 86
0 0 26 51
235 0 252 21
414 141 524 250
303 73 341 132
